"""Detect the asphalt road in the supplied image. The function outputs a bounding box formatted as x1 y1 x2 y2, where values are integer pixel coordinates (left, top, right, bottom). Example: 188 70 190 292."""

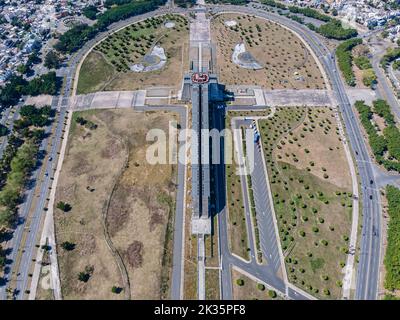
211 4 382 300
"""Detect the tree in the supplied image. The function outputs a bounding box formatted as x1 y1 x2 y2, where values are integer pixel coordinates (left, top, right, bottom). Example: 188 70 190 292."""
111 286 122 294
78 265 94 282
61 241 75 251
0 123 8 137
257 283 265 291
362 69 377 87
0 208 16 228
268 290 277 298
83 5 99 20
78 272 90 282
56 201 72 212
335 38 363 86
26 72 61 96
0 75 28 108
236 279 244 286
44 51 61 70
0 246 6 271
384 186 400 290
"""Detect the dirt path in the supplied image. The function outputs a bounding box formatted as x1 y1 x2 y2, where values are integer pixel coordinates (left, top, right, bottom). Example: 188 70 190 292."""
101 137 132 300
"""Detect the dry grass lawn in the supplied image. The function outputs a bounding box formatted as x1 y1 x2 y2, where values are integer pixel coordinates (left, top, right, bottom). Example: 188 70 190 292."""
211 14 325 90
274 108 351 190
205 269 220 300
54 109 178 300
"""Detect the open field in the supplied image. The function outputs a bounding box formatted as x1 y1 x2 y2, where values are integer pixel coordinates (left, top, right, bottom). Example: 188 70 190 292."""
231 268 280 300
77 14 189 94
211 13 325 89
258 107 353 299
54 109 178 299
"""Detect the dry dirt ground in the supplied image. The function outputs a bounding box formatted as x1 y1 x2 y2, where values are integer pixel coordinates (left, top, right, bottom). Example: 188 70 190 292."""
54 109 178 299
77 14 189 94
231 269 279 300
211 14 326 90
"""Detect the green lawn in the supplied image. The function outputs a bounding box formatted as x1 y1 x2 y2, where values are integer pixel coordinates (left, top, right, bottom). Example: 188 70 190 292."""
77 51 115 94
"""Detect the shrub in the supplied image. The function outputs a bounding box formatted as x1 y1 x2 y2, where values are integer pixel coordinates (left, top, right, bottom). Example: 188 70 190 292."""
257 283 265 291
111 286 122 294
268 290 277 298
354 56 372 70
78 272 90 282
61 241 75 251
56 201 72 212
236 279 244 286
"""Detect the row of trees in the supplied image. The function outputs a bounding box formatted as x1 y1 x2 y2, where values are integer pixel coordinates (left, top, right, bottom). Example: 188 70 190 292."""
0 105 54 230
355 100 400 172
287 5 331 22
206 0 249 4
308 19 358 40
260 0 357 40
0 72 61 109
55 0 167 54
174 0 196 7
336 38 362 86
384 185 400 291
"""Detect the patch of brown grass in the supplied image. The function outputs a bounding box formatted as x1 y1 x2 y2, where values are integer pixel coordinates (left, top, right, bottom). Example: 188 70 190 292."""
126 241 144 268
